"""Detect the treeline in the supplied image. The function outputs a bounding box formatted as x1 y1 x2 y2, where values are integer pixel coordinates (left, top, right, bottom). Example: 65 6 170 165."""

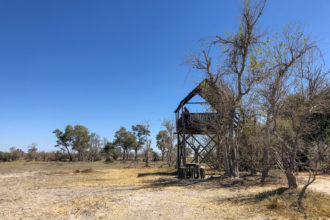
0 121 178 166
52 123 170 165
0 145 70 162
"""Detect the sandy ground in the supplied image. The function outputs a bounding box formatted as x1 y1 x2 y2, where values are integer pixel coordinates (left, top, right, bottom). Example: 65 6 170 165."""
0 162 329 220
297 173 330 195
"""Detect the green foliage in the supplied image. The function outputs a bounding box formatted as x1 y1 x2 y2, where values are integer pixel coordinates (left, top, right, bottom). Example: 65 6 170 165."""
156 130 169 160
71 125 91 161
238 115 264 173
132 124 150 160
103 142 118 162
53 125 74 161
301 88 330 144
114 126 137 160
26 143 38 161
0 151 12 162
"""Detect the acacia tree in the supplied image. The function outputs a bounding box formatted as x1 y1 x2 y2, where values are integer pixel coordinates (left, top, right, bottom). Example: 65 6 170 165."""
191 0 266 177
53 125 74 161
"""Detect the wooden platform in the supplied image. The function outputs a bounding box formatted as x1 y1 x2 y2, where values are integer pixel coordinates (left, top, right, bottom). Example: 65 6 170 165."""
177 113 218 134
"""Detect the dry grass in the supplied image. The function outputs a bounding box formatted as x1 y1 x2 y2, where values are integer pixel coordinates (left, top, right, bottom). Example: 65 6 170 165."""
255 189 330 219
0 161 329 219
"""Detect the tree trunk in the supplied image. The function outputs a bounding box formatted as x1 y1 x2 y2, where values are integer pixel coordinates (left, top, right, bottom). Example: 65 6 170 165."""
122 149 126 161
297 171 316 207
193 148 199 164
261 116 271 182
229 113 239 177
65 146 73 162
222 139 232 176
134 148 138 161
261 147 269 182
145 150 149 167
231 144 239 177
78 151 83 161
161 150 164 161
105 152 111 162
145 139 150 167
286 136 299 188
261 118 270 183
223 137 231 176
285 169 298 188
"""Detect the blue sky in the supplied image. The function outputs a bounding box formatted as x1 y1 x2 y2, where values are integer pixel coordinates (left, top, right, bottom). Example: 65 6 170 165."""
0 0 329 152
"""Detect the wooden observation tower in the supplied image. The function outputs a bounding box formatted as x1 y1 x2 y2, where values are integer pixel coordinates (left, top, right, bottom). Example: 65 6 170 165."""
174 80 220 179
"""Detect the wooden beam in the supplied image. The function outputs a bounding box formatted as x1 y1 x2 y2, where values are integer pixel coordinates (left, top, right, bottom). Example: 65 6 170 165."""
186 102 208 104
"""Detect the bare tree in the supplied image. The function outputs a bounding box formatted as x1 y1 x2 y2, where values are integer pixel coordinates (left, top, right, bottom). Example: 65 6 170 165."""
88 133 102 161
258 24 316 183
191 0 266 177
143 121 151 167
271 47 328 189
162 119 176 167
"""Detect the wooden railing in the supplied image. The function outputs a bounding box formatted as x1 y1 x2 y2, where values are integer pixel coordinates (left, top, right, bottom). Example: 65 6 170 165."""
177 113 218 132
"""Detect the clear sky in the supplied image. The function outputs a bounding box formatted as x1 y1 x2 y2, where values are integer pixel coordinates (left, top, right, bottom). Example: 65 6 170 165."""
0 0 329 152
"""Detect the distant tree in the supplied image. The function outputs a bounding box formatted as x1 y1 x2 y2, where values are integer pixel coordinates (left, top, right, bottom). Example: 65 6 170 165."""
26 143 38 161
103 142 116 162
71 125 91 161
102 137 109 148
53 125 74 161
156 130 169 161
0 151 10 162
151 150 160 161
9 147 24 161
53 150 69 161
142 122 151 167
88 133 102 161
114 127 127 160
132 124 148 161
162 119 176 167
114 127 136 161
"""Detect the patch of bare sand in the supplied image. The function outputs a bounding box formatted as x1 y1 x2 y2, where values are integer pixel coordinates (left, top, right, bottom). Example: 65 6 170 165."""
0 162 329 219
297 173 330 195
0 171 37 180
